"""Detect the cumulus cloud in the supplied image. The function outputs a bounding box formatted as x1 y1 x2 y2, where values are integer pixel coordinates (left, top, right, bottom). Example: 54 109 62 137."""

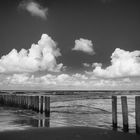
6 73 30 84
83 63 91 67
92 63 102 68
5 73 88 88
3 72 136 90
93 48 140 78
72 38 94 55
19 0 48 19
0 34 63 73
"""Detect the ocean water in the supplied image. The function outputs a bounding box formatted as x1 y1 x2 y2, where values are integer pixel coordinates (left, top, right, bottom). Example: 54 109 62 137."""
0 90 140 132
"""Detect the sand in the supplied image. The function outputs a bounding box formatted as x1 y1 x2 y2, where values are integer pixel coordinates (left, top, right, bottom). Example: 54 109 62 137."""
0 127 140 140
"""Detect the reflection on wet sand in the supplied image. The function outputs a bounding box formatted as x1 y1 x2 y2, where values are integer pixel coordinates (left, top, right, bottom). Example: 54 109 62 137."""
13 113 50 128
38 118 50 128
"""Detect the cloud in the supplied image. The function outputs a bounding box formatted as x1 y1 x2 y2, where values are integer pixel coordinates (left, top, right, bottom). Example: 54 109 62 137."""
19 0 48 19
6 73 30 84
3 72 138 90
83 63 91 67
5 73 88 88
72 38 94 55
92 63 102 68
93 48 140 78
0 34 63 73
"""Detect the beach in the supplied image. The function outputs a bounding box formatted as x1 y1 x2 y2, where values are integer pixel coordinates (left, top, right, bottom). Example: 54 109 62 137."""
0 127 140 140
0 91 140 139
0 91 139 132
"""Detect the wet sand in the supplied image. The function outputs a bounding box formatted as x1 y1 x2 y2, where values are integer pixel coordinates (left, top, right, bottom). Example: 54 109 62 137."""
0 127 140 140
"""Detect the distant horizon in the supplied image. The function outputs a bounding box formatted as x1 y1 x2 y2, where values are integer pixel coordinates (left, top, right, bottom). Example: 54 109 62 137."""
1 89 140 92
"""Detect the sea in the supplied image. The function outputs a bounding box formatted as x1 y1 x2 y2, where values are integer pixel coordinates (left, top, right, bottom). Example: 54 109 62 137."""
0 90 140 133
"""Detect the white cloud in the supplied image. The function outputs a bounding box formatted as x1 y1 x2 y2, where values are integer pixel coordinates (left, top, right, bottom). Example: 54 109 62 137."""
72 38 94 55
83 63 91 67
0 34 63 73
122 78 131 83
83 62 102 68
19 0 48 19
73 73 88 80
6 73 29 84
92 63 102 68
4 73 88 87
3 72 138 90
93 48 140 78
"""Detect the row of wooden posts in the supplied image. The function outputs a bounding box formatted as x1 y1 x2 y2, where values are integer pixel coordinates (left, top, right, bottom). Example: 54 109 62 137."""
0 94 50 117
112 96 140 134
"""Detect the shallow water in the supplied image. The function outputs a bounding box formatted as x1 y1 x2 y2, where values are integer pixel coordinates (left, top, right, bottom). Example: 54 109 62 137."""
0 91 139 132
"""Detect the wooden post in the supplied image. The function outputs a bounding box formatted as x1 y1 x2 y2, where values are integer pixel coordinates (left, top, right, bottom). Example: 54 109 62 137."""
43 96 45 113
0 95 1 105
135 96 140 134
38 120 41 127
34 96 37 112
32 96 35 111
39 96 41 113
20 95 22 108
25 96 28 109
21 95 23 108
27 96 30 109
45 96 50 117
112 96 117 129
31 96 33 110
40 119 43 127
40 96 44 113
29 96 32 109
121 96 129 132
45 118 50 127
23 95 25 108
36 96 39 112
42 119 45 127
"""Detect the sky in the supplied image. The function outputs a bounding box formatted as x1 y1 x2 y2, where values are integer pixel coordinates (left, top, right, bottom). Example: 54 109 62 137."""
0 0 140 90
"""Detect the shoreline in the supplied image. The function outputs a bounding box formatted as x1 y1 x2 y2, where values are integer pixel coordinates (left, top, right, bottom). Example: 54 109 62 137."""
0 127 140 140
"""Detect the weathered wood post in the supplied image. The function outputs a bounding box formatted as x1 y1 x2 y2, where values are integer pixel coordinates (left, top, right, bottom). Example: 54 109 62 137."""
33 96 36 111
36 96 39 112
16 95 18 107
31 96 33 110
32 96 35 111
135 96 140 134
45 96 50 117
23 96 26 109
121 96 129 132
112 96 117 129
19 95 22 108
21 95 23 108
43 96 45 113
34 96 37 112
29 96 32 109
40 96 45 113
0 95 2 105
42 119 45 127
39 96 41 113
38 120 41 127
40 119 43 127
27 96 30 109
0 95 1 105
26 95 28 109
45 118 50 127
